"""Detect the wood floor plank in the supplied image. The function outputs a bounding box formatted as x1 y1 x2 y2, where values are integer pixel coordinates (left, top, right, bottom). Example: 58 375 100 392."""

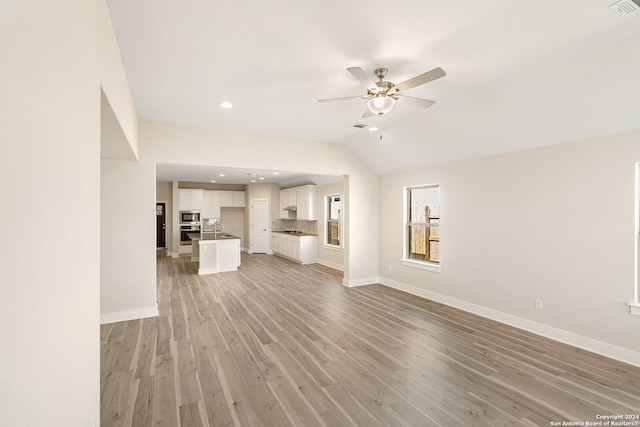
132 376 154 427
151 352 179 426
100 251 640 426
179 401 205 427
216 350 292 426
134 317 157 379
262 341 340 415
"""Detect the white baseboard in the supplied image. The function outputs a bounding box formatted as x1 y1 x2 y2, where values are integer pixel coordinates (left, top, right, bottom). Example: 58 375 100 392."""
343 276 379 288
316 258 344 272
100 305 158 325
378 276 640 368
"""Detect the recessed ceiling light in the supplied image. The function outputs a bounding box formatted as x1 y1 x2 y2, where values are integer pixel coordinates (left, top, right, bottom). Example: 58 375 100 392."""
369 127 379 132
219 102 233 109
250 180 256 183
219 174 225 177
210 180 216 183
259 177 265 180
247 173 257 176
273 172 279 175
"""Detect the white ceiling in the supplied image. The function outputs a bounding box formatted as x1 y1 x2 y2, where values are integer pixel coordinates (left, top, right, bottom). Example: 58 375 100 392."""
107 0 640 178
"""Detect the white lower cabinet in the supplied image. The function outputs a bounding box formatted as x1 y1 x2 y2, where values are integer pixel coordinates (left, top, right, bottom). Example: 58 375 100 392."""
271 232 317 264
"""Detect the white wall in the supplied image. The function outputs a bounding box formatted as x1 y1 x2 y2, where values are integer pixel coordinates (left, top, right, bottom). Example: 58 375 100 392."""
379 130 640 365
221 207 245 249
317 181 345 271
101 158 157 323
0 0 136 425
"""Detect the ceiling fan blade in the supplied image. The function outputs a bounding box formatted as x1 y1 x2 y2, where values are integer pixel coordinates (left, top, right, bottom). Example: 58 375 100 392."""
394 95 436 108
317 95 370 103
392 67 446 93
362 108 374 118
347 67 379 93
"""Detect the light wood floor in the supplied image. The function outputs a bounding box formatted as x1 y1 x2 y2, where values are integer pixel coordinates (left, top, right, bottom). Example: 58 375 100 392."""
101 252 640 426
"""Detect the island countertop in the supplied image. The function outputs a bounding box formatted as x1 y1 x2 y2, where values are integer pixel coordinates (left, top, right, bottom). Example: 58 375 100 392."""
272 230 318 237
187 232 241 241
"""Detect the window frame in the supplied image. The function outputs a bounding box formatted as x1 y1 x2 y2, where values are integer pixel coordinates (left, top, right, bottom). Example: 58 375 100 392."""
402 184 441 273
324 194 343 249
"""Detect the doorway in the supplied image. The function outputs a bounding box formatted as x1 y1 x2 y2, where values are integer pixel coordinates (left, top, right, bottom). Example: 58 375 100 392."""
156 202 166 248
250 199 268 254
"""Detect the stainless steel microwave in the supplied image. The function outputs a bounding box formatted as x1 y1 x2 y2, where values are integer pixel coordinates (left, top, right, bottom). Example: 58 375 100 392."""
180 211 200 224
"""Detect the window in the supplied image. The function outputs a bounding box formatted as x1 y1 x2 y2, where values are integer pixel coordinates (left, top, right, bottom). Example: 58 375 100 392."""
325 195 342 247
403 185 440 271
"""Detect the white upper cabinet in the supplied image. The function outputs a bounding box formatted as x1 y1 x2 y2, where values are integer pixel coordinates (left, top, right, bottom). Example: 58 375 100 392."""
202 190 221 218
279 189 289 218
279 185 317 220
296 185 317 220
220 191 245 207
279 188 298 218
179 189 203 211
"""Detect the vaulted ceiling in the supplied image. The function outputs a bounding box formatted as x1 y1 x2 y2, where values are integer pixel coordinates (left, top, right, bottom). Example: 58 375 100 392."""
107 0 640 176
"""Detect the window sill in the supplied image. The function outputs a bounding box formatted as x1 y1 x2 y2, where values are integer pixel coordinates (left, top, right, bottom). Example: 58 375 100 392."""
323 244 343 252
630 303 640 317
401 259 441 273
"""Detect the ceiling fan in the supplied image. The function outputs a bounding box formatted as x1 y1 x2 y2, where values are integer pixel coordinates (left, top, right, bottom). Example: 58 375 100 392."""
318 66 446 118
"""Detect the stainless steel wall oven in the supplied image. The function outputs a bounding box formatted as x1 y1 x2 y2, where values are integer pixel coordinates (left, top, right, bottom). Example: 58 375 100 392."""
180 224 201 245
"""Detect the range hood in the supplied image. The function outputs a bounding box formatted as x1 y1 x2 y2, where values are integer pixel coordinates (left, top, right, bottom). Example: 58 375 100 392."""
282 205 297 211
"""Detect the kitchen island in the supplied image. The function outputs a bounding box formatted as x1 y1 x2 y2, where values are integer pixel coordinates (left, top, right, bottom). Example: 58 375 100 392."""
188 232 241 275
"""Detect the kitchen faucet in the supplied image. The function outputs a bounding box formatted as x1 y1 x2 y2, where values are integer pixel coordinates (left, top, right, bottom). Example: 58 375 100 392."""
213 222 224 239
205 217 225 239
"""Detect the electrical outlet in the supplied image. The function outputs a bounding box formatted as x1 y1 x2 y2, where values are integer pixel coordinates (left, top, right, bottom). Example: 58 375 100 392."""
535 299 543 310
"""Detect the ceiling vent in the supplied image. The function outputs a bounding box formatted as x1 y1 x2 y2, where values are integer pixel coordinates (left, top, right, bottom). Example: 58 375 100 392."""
609 0 640 15
352 123 367 128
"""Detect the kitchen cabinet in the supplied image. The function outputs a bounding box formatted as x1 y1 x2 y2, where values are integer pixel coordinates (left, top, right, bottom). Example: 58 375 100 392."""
202 190 221 218
279 188 297 218
279 185 316 220
220 191 245 207
179 189 203 211
296 185 317 220
271 232 318 264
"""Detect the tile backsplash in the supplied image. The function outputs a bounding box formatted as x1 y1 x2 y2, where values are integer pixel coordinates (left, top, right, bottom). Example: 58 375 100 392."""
272 219 318 235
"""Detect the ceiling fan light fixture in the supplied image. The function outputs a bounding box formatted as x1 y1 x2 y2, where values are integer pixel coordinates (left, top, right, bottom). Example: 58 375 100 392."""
367 95 395 116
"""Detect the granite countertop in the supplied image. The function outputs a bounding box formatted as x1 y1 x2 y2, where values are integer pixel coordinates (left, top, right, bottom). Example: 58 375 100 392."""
272 230 318 237
187 232 241 241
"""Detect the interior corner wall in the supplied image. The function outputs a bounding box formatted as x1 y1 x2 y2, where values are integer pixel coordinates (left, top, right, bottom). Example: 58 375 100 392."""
101 158 158 323
0 1 107 425
378 130 640 364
